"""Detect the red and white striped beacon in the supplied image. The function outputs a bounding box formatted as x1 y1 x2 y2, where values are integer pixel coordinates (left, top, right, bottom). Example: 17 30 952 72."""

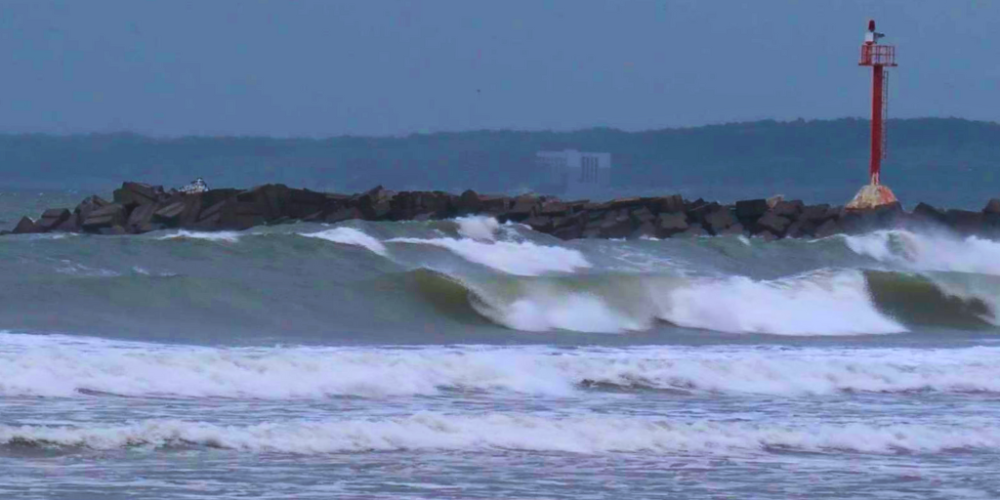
847 19 899 210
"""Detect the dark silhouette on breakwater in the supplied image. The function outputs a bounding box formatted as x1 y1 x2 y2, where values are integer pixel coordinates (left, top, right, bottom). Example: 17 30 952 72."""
5 182 1000 241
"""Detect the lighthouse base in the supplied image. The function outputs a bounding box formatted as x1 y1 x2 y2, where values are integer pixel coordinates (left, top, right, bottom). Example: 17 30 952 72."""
846 183 898 210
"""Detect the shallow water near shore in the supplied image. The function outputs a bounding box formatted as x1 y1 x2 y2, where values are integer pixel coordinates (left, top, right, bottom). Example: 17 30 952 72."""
2 192 1000 499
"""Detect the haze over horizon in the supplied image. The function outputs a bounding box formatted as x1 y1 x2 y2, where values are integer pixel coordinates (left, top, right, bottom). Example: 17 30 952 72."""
2 1 998 138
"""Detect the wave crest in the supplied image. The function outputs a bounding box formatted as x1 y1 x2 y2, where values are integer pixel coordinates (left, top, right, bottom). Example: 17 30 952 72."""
5 334 1000 398
388 237 591 276
845 230 1000 276
4 415 999 455
301 227 388 256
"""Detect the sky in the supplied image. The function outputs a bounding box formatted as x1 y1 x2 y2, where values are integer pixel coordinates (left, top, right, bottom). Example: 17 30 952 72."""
0 0 997 137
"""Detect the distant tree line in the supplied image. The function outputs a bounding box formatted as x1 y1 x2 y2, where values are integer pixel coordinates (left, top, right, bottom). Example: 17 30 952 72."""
1 118 998 207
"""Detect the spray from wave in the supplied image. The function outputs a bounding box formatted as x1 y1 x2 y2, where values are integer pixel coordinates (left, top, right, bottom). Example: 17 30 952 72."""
845 230 1000 276
454 216 501 241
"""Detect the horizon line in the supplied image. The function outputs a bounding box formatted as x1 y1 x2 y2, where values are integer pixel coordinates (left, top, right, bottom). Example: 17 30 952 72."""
1 116 997 141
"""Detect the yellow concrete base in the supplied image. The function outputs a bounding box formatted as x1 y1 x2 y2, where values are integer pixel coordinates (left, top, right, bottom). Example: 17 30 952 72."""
846 183 898 210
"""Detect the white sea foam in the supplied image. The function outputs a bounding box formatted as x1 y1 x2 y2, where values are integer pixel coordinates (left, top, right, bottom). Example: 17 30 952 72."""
25 232 78 241
454 216 500 241
301 227 387 256
473 291 649 333
3 415 1000 455
3 333 998 398
845 230 1000 276
656 270 906 335
388 237 591 276
470 269 903 335
157 230 242 243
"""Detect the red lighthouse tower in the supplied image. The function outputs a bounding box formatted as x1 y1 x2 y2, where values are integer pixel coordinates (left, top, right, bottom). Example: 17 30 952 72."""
847 19 899 210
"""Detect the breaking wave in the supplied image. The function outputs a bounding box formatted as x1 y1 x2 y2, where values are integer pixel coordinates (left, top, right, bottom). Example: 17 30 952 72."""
4 415 1000 455
300 227 388 256
845 230 1000 276
5 333 1000 398
388 237 591 276
660 270 904 335
452 269 906 335
156 230 242 243
3 221 1000 337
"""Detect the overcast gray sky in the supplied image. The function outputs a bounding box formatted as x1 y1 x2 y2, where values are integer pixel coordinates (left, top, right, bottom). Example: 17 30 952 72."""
1 0 997 137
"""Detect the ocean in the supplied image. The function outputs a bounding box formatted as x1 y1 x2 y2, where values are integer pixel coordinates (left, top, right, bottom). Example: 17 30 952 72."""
2 190 999 499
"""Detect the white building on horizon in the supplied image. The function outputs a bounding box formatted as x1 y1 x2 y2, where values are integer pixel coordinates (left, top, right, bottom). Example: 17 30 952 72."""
536 149 612 195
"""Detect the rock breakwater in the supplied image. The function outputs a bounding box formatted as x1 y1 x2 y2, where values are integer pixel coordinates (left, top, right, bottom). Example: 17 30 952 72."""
4 182 1000 240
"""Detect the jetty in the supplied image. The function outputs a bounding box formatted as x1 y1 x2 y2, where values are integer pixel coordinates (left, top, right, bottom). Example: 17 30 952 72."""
5 181 1000 241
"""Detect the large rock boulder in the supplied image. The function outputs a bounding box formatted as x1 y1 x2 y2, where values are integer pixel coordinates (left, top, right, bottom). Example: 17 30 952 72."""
755 212 792 236
150 193 204 228
75 196 110 221
237 184 291 220
771 200 804 219
284 188 327 219
629 207 655 225
540 201 570 217
504 196 539 222
387 191 421 221
735 199 769 221
552 224 584 240
388 191 452 221
703 207 737 235
12 216 40 234
153 201 187 226
189 198 264 230
53 213 81 232
479 195 511 214
126 203 161 233
598 210 633 239
113 182 163 207
523 215 554 233
912 202 946 224
785 220 816 239
799 204 833 224
200 189 241 209
82 204 126 232
655 194 685 214
686 201 721 226
608 197 643 211
455 189 483 214
548 213 586 240
657 212 689 237
983 199 1000 215
325 207 366 224
814 219 842 238
36 209 71 232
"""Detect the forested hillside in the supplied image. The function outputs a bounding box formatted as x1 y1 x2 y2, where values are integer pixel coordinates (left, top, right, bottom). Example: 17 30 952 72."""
2 118 998 207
